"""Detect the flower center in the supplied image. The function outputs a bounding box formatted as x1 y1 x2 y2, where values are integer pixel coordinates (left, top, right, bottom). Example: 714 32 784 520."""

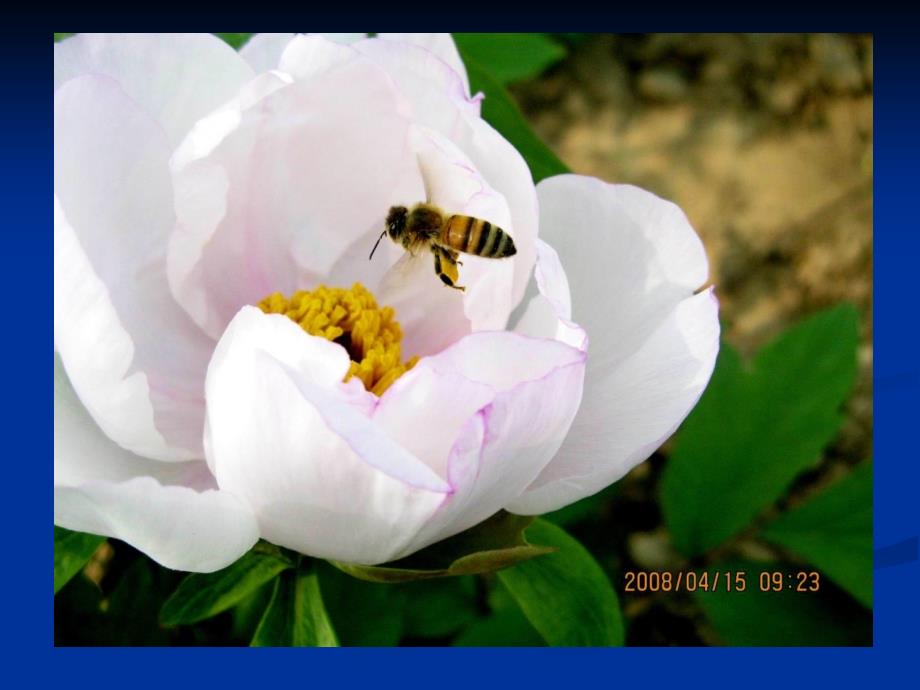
257 283 418 396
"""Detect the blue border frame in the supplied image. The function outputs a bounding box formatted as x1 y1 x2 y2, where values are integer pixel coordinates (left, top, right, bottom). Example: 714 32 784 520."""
7 24 915 688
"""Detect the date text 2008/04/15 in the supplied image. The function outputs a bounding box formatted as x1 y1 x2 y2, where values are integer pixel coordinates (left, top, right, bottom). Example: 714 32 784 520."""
623 570 821 594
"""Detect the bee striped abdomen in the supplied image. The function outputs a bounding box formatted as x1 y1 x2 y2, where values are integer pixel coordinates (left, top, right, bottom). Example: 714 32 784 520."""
442 215 516 258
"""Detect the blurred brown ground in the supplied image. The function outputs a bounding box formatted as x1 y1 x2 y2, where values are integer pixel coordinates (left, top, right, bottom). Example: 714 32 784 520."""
514 33 873 464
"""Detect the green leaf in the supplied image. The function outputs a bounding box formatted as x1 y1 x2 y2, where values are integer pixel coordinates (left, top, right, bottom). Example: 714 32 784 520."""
459 52 569 184
453 606 545 646
453 33 565 84
453 579 543 646
230 580 276 642
54 527 105 594
695 561 871 645
761 462 872 607
332 511 554 583
317 562 406 645
403 577 477 639
104 558 172 645
251 566 339 647
662 304 860 556
160 548 292 626
214 33 255 50
497 519 624 646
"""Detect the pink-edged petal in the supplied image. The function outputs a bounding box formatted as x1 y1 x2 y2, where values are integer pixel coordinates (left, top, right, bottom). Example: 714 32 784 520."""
396 336 587 557
377 33 470 95
54 357 258 573
242 34 367 76
277 34 362 81
168 59 415 340
55 76 214 460
205 307 449 565
54 33 253 149
373 363 495 479
514 239 587 350
537 175 709 363
455 118 538 311
506 175 719 514
508 289 719 514
374 254 472 357
239 33 297 72
171 71 292 172
353 39 537 310
373 125 515 346
353 38 478 128
424 330 585 393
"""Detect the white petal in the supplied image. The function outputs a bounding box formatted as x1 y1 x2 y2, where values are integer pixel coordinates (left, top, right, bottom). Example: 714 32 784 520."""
205 307 449 565
351 39 538 311
239 33 297 72
55 76 214 460
373 363 495 479
506 175 719 514
377 33 470 95
168 59 416 340
55 356 259 573
353 38 478 128
455 118 538 312
373 125 515 344
239 33 366 75
374 253 472 357
397 335 587 557
538 175 709 364
54 33 254 149
319 32 368 44
514 239 587 350
277 34 362 81
423 329 585 393
171 71 292 172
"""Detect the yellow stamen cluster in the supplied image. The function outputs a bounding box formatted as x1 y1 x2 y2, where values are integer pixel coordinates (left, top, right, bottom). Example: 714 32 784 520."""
257 283 419 396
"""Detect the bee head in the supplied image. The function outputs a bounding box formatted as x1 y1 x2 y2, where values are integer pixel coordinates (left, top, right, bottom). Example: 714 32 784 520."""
386 206 408 239
370 206 409 261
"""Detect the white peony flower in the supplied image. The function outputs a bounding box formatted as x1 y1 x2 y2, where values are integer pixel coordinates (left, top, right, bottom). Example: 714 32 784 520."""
54 33 719 572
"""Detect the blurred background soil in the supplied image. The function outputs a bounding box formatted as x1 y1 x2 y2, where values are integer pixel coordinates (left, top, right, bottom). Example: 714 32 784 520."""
512 33 873 644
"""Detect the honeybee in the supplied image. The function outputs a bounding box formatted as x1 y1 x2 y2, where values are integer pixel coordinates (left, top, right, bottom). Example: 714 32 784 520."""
368 204 516 291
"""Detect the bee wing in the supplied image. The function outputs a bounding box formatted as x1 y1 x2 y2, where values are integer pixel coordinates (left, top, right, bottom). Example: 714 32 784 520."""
380 249 430 288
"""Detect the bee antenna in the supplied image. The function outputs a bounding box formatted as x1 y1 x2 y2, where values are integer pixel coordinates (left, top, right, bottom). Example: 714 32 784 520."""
369 229 387 261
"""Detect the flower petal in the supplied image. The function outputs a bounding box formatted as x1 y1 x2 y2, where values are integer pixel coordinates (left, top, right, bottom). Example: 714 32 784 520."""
351 39 538 311
171 71 292 172
506 175 719 514
205 307 449 565
277 34 361 81
373 124 516 348
239 33 297 72
395 332 587 557
54 33 253 149
377 33 470 96
55 76 214 460
373 364 495 480
537 175 709 361
54 357 259 573
514 239 587 350
169 58 416 339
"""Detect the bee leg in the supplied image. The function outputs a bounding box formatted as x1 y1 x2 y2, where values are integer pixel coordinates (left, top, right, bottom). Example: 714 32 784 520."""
433 247 465 291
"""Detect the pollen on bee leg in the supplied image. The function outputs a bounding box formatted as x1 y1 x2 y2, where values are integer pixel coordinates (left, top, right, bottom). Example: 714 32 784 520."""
256 283 418 396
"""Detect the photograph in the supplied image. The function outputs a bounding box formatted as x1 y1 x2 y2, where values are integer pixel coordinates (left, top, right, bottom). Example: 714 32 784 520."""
53 32 873 647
